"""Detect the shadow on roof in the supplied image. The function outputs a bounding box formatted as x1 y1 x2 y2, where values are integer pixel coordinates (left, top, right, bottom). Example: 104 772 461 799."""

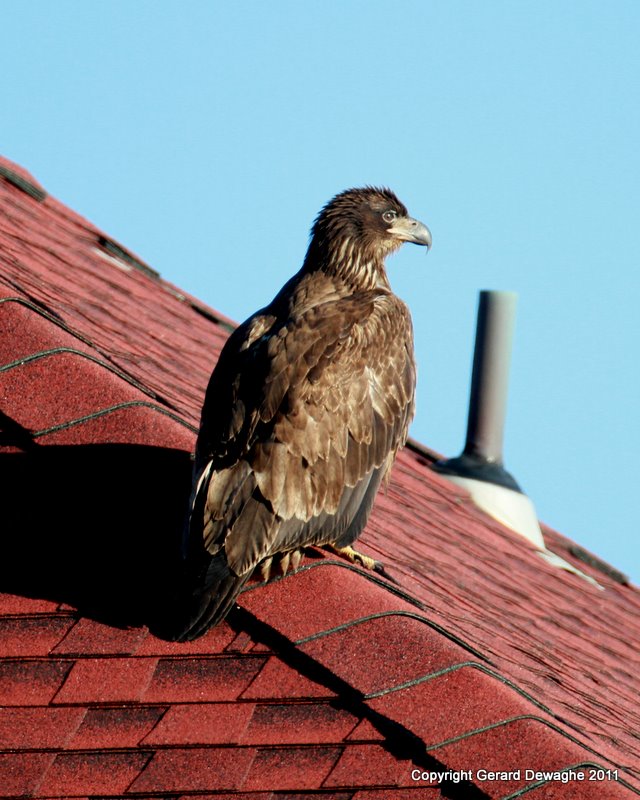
0 437 192 632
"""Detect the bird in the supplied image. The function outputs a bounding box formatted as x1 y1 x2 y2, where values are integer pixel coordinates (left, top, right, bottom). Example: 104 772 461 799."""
174 186 431 640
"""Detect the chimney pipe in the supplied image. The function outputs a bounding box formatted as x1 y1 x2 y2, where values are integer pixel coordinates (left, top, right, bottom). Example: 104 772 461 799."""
435 290 521 491
434 290 543 547
465 290 516 466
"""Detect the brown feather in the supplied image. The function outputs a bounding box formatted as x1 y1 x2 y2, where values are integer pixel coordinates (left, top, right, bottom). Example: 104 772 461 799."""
225 492 277 574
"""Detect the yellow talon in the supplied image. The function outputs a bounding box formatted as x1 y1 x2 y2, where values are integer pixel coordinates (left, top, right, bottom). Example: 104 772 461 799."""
326 544 399 585
327 544 378 570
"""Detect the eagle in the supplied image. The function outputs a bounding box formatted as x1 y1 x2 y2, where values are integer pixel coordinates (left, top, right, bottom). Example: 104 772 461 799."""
174 187 431 640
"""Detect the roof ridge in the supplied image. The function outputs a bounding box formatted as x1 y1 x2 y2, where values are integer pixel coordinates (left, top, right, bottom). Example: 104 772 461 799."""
0 159 47 201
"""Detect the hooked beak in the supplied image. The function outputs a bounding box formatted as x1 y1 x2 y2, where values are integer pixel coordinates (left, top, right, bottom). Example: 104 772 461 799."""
388 216 432 249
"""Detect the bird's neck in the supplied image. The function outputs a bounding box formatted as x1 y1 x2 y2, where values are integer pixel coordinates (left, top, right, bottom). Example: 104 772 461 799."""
304 239 391 291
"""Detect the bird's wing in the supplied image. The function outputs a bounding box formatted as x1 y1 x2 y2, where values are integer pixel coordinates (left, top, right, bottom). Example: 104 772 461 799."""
190 288 415 579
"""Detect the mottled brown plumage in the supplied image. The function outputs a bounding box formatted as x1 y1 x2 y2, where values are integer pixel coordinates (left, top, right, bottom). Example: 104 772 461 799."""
175 187 431 640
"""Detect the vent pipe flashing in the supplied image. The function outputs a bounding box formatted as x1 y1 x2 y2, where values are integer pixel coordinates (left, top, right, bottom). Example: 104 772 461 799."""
434 291 602 588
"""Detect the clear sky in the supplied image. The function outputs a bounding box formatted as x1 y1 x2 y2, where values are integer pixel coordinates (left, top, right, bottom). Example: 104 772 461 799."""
2 1 638 583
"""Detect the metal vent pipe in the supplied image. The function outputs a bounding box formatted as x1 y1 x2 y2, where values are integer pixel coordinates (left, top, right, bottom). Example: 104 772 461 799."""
465 290 516 465
434 290 521 492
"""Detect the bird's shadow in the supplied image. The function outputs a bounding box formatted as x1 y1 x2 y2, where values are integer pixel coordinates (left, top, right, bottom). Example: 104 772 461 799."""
0 431 192 633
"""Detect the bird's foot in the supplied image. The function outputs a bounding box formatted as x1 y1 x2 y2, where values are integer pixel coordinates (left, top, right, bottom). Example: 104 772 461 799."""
326 544 399 584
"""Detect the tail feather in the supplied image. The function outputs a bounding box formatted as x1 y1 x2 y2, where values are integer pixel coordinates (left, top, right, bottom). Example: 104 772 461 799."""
169 552 250 641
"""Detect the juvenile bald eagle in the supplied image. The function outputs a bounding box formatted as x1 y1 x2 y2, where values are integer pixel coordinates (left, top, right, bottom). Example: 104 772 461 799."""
175 187 431 640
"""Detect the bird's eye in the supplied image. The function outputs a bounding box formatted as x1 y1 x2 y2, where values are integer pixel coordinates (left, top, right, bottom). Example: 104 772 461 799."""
382 210 397 224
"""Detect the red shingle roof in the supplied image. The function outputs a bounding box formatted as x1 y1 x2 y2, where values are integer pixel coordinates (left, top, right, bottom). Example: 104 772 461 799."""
1 155 639 799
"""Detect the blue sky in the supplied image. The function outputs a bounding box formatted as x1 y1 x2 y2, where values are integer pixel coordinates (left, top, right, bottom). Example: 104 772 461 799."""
2 1 639 582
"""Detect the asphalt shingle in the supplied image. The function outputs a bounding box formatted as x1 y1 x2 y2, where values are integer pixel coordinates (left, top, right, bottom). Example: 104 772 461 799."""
1 156 638 798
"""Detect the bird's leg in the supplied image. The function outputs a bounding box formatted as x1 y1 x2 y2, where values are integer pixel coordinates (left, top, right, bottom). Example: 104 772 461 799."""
279 552 291 576
326 544 399 584
259 556 274 582
289 548 304 571
278 548 306 575
258 549 306 583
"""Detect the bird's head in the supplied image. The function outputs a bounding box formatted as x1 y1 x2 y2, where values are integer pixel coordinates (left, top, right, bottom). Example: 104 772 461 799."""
306 187 431 287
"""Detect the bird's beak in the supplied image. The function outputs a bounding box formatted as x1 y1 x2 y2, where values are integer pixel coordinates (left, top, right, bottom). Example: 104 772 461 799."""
388 216 432 249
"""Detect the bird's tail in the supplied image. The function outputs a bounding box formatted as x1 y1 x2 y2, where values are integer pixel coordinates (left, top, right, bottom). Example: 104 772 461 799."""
166 551 250 641
158 463 251 641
